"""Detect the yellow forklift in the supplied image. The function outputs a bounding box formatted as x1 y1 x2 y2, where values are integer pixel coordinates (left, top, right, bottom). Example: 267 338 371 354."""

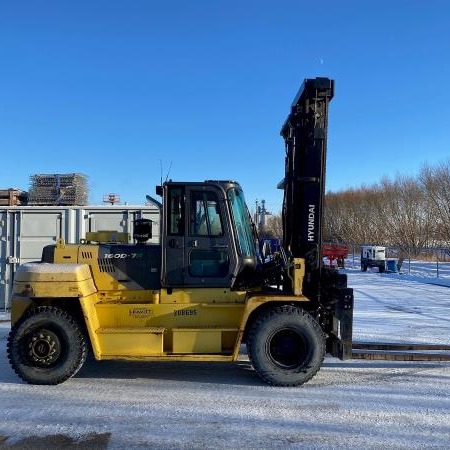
7 78 353 386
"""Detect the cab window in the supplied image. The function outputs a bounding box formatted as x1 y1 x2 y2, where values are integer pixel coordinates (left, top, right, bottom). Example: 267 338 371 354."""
189 249 229 277
191 191 223 236
168 187 184 235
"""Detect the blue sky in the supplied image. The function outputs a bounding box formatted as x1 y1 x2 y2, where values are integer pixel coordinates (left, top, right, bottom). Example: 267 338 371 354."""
1 1 449 213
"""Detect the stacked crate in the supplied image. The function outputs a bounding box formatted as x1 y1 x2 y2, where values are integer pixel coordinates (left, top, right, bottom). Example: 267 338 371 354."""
28 173 88 206
0 189 28 206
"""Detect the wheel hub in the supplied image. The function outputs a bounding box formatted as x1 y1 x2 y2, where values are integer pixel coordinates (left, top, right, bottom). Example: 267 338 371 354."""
28 330 61 366
268 328 306 369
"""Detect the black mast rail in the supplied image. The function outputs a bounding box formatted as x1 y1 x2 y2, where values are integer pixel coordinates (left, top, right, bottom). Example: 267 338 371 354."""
279 77 334 300
279 78 354 360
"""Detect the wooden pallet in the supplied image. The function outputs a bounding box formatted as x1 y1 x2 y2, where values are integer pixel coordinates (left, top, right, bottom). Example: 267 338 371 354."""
0 189 28 206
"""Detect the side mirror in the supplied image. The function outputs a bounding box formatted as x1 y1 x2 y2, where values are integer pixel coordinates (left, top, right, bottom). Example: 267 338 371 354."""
133 219 152 243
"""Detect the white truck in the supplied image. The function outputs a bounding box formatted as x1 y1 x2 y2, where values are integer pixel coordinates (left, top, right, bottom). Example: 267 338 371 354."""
360 245 386 273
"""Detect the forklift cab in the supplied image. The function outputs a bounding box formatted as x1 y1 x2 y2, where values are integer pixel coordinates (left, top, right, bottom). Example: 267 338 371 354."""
160 180 259 289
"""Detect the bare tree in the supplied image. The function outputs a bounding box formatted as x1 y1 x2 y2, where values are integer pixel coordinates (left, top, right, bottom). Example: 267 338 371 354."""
420 160 450 245
324 185 387 246
380 175 432 267
324 172 434 267
265 213 283 239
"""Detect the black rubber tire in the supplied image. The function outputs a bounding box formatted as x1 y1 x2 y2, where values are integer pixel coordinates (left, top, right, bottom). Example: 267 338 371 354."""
7 306 87 385
246 305 325 386
361 264 367 272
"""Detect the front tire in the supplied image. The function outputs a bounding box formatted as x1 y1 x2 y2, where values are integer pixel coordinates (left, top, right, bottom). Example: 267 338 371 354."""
7 306 87 385
246 305 325 386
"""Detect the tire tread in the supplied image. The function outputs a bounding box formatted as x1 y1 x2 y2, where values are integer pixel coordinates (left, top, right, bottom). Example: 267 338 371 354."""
7 305 87 385
246 305 325 386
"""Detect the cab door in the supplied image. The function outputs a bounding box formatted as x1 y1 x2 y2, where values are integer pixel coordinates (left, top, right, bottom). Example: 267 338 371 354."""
183 186 235 287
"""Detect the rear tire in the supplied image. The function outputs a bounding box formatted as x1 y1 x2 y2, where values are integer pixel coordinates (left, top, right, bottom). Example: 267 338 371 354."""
246 305 325 386
7 306 87 385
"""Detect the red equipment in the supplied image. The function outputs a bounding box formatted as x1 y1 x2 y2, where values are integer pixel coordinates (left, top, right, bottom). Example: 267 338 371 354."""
322 243 349 267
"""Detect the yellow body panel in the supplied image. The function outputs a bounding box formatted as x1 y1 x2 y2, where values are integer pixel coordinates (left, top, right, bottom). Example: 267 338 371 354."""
10 297 34 325
292 258 305 296
173 329 223 353
159 288 246 304
84 231 129 244
79 293 245 359
96 327 164 356
12 262 97 298
10 246 310 362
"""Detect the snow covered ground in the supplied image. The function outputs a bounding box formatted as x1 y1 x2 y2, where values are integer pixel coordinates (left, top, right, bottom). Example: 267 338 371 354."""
0 262 449 449
346 258 450 346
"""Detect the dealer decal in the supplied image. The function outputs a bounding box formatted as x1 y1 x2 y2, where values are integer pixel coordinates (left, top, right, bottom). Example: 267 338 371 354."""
129 308 154 318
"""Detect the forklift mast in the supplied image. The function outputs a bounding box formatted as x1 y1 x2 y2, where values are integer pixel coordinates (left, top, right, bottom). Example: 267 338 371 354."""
279 77 334 300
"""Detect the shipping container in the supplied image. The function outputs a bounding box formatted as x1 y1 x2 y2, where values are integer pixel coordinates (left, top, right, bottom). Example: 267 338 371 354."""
0 205 160 310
